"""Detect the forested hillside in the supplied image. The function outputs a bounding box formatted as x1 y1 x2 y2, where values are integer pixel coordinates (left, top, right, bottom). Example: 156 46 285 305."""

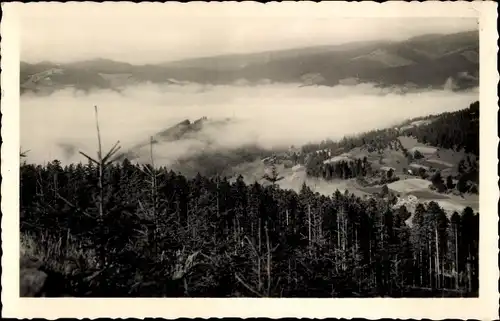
403 101 479 156
20 155 479 297
302 101 479 196
302 101 479 159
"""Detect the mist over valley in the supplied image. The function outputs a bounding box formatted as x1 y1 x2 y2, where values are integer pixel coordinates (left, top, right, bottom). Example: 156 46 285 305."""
17 8 483 299
21 82 478 181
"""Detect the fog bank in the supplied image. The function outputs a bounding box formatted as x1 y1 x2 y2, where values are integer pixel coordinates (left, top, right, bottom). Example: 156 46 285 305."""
21 83 479 166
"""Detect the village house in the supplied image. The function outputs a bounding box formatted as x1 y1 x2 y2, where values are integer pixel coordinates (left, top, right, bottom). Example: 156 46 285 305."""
379 166 396 175
407 163 430 175
409 146 438 156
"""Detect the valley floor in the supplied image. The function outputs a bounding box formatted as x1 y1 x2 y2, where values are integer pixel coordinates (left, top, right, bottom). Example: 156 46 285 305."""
233 161 479 219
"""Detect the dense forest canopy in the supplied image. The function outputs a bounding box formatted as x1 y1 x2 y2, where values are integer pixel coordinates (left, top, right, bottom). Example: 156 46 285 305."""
21 147 479 297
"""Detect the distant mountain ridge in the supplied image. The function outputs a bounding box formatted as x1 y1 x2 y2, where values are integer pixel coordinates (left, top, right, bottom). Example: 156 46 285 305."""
21 30 479 95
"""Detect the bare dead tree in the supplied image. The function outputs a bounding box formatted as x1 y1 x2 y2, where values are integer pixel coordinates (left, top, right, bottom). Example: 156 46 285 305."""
235 222 280 297
20 148 30 159
78 105 122 268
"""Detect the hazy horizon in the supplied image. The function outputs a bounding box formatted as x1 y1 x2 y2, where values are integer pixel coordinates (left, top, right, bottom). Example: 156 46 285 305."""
22 29 478 66
16 3 478 64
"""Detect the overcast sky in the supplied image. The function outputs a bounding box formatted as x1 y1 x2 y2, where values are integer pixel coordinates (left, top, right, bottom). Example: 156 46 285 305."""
16 3 478 65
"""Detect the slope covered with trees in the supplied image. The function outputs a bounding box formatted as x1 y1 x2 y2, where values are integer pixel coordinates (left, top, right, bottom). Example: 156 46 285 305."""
20 157 479 297
302 101 479 195
303 101 479 158
404 101 479 156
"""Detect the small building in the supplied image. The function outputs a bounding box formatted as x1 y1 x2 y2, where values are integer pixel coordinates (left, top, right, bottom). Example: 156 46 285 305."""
409 163 430 175
409 146 437 156
282 160 294 169
409 163 430 170
380 166 396 173
407 195 418 203
323 154 351 165
262 156 275 165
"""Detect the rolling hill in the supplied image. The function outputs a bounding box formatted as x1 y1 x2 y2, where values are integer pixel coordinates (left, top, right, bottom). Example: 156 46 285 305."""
112 117 238 164
21 30 479 95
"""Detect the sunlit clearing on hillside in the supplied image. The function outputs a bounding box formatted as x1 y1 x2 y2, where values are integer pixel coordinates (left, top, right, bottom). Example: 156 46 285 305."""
21 83 479 166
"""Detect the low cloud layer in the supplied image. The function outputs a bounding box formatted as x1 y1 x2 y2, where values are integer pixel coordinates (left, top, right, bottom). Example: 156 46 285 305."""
21 82 479 168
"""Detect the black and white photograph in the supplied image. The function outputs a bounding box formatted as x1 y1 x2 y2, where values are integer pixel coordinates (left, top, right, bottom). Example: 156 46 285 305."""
2 1 498 319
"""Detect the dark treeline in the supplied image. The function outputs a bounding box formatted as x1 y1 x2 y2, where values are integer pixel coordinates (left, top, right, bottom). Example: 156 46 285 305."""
301 127 401 157
301 101 479 158
173 144 275 178
306 157 372 180
21 159 478 297
403 101 479 156
307 157 401 188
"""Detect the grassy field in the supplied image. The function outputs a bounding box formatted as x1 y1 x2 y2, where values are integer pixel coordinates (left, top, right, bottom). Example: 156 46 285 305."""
422 158 454 170
283 131 478 216
307 135 478 215
388 178 431 193
398 135 425 150
408 189 450 200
